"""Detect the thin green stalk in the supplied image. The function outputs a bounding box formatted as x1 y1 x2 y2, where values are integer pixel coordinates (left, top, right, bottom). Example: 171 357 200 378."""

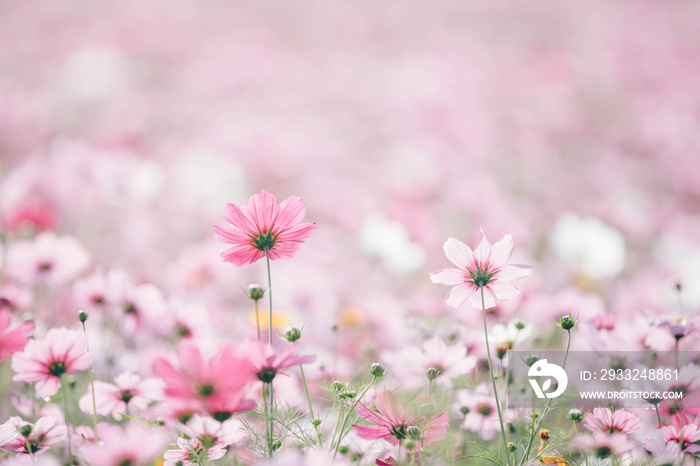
300 365 321 445
332 376 377 459
254 299 261 341
264 250 275 456
81 320 98 442
480 287 511 466
60 375 73 463
262 384 273 456
519 329 572 466
655 403 662 429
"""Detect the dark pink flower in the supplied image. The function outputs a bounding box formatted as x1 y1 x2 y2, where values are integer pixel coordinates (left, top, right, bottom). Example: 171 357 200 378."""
431 230 531 310
239 340 316 384
353 390 449 446
213 189 316 268
153 343 255 416
11 328 92 398
0 311 33 362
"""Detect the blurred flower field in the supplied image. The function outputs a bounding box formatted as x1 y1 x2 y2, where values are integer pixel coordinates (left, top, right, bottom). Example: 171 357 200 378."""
1 1 700 464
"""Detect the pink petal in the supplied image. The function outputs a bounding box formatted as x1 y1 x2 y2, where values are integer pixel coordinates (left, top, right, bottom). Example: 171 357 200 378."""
247 190 279 233
353 424 391 441
488 234 514 269
222 203 257 235
277 222 317 244
496 264 532 282
469 286 496 310
212 225 253 245
375 390 405 427
220 244 265 268
472 229 492 269
445 283 477 310
36 375 61 398
274 196 306 232
430 268 466 286
442 238 475 271
356 405 391 426
485 280 519 301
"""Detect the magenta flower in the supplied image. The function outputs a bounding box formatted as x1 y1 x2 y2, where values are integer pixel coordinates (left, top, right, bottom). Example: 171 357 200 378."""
353 390 449 446
239 340 316 384
0 311 33 362
431 230 531 310
153 343 256 416
213 189 317 268
11 328 92 398
584 407 640 435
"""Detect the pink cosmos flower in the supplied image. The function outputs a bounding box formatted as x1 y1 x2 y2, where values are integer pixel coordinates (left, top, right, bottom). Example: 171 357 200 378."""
0 422 19 449
11 328 92 398
570 432 635 458
453 386 502 440
584 408 640 435
81 422 167 466
180 414 244 448
78 371 164 419
163 437 226 466
662 421 700 454
353 390 449 446
153 343 255 416
239 340 316 384
4 232 90 286
0 311 33 362
0 416 66 455
431 230 531 310
213 189 317 268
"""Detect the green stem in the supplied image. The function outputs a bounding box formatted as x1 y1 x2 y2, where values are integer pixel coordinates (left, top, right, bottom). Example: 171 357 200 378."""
655 403 662 429
264 250 275 456
81 321 99 442
332 376 377 460
60 375 73 463
480 287 511 466
519 329 572 466
300 365 322 445
254 299 261 341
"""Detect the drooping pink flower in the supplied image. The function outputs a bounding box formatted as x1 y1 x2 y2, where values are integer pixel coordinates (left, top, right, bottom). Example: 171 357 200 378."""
353 390 449 446
0 416 66 455
431 231 531 310
11 328 92 398
584 408 640 435
239 340 316 384
81 422 167 466
0 311 33 362
213 189 317 268
153 343 255 416
78 371 164 420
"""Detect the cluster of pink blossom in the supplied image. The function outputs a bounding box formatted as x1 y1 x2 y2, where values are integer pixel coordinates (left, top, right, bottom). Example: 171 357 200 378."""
2 1 700 465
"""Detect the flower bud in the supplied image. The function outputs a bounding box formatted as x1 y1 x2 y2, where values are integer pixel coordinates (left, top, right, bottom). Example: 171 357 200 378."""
407 425 422 440
77 310 89 323
496 344 508 360
426 367 441 381
370 363 387 377
404 441 416 450
539 428 550 443
508 442 517 452
338 446 349 455
282 326 302 342
248 284 265 301
556 313 577 331
568 408 584 422
419 403 437 417
514 320 526 330
525 356 540 367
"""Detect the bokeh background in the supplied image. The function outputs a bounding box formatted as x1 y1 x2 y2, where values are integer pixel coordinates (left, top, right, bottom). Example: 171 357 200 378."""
2 0 700 378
